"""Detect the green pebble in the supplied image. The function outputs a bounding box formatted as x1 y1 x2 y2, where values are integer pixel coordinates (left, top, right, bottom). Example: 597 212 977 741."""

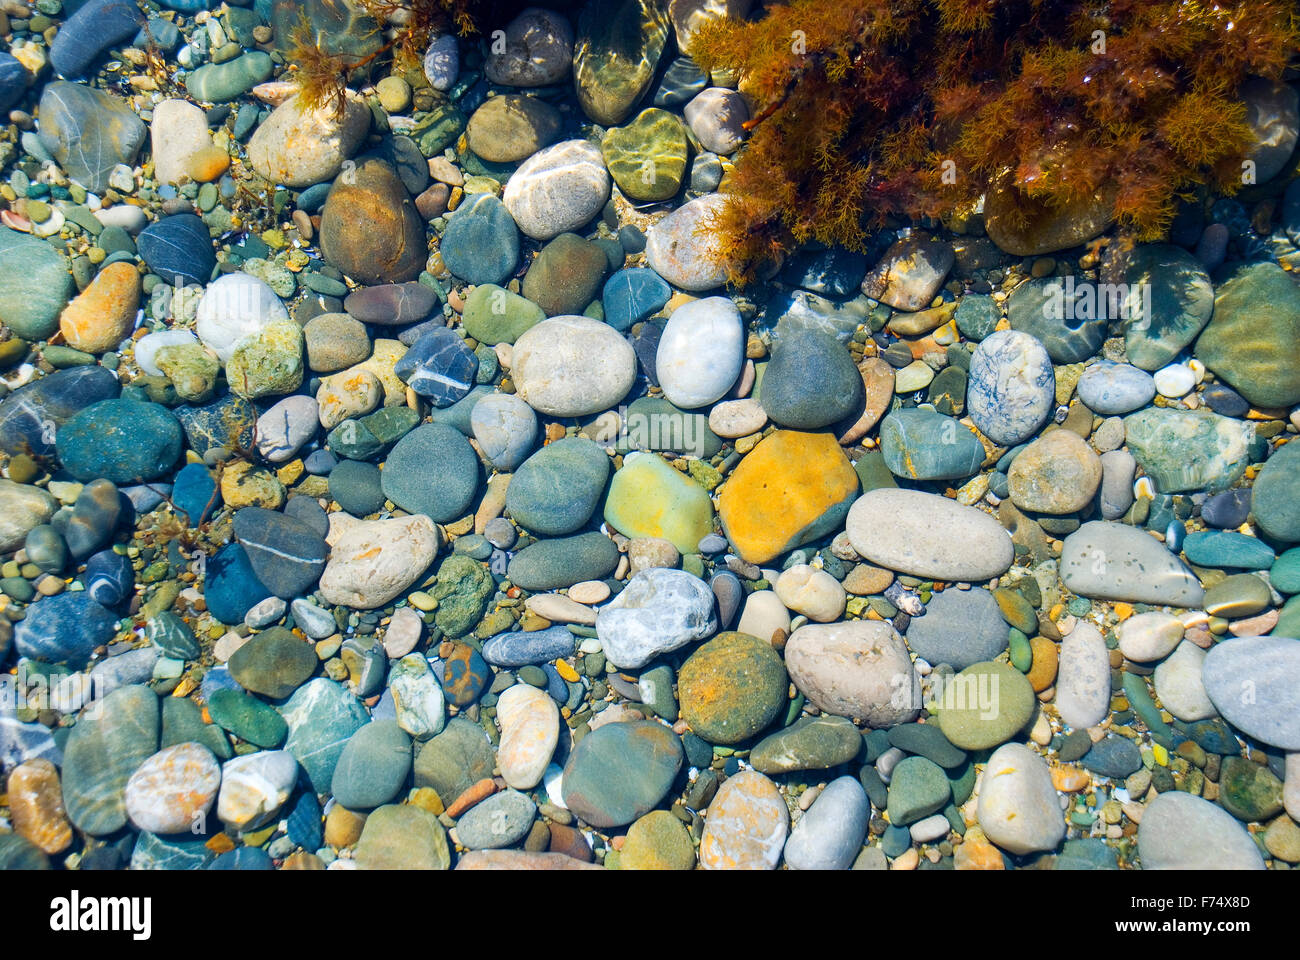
1008 628 1032 672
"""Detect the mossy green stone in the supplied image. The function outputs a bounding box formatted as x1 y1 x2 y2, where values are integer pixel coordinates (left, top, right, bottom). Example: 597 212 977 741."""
1217 756 1284 822
412 718 496 802
1253 440 1300 544
461 284 545 345
429 554 494 638
155 342 220 403
507 532 620 591
160 697 231 759
887 755 951 825
934 660 1034 751
226 321 304 399
1196 261 1300 408
602 108 688 202
206 688 288 748
619 809 695 869
748 714 861 774
227 626 317 699
603 452 714 553
354 803 450 870
993 586 1039 634
1009 628 1033 672
574 0 672 126
0 229 74 341
678 632 787 745
521 233 609 317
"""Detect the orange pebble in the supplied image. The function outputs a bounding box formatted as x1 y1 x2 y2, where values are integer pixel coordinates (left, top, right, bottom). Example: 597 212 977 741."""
445 777 498 818
1051 765 1091 792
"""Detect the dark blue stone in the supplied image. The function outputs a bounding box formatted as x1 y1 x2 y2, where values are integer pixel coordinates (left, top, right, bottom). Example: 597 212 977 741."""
1200 489 1254 530
55 398 183 484
233 506 328 599
393 327 478 406
0 53 26 112
1202 383 1250 418
172 463 217 525
303 449 337 474
204 543 273 625
440 193 519 286
0 365 121 458
84 549 134 607
542 662 568 704
50 0 143 78
481 625 577 667
137 214 216 286
1080 736 1142 778
13 591 118 668
207 848 275 870
778 247 870 298
286 788 323 851
603 268 671 332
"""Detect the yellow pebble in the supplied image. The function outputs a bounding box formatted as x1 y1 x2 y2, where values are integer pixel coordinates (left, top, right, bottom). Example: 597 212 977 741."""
408 591 437 612
555 659 579 682
1152 742 1169 767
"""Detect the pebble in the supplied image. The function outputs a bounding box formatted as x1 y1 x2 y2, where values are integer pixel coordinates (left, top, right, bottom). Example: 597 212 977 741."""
699 770 788 870
216 750 297 832
967 330 1055 445
124 742 220 835
644 193 735 291
656 297 744 408
1076 362 1156 414
679 632 787 744
976 743 1065 855
496 683 559 790
905 587 1008 670
1116 611 1184 661
246 92 369 188
1203 635 1300 749
846 489 1013 582
760 330 863 430
511 316 636 416
319 515 440 609
1138 791 1264 869
1060 521 1203 606
1054 622 1110 730
561 720 681 828
502 139 610 241
595 567 717 669
783 776 869 870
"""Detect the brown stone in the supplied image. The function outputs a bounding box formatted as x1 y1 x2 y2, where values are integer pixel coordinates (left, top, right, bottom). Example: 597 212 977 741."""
323 804 367 848
838 357 895 444
319 157 427 284
984 165 1115 257
546 822 594 862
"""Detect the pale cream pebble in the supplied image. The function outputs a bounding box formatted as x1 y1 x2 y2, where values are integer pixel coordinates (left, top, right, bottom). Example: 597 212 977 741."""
708 398 766 438
213 630 250 662
774 564 845 622
525 593 598 625
1029 709 1052 746
614 555 629 580
494 342 513 370
568 580 610 605
889 847 920 870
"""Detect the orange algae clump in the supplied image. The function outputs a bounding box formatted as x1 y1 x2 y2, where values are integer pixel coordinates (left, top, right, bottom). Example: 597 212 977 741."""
717 430 859 565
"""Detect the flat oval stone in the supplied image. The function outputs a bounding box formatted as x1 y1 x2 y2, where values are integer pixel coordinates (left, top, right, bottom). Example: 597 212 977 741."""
1123 408 1252 494
1005 276 1108 363
1076 361 1156 415
506 532 619 591
441 193 521 286
393 327 478 406
0 365 119 458
344 282 436 326
1059 521 1203 606
505 436 610 536
216 750 298 832
481 625 576 667
905 587 1008 671
227 627 317 699
135 213 215 286
749 715 862 775
1138 791 1264 869
976 742 1065 855
1202 635 1300 750
496 683 559 790
502 139 609 241
232 506 328 599
124 742 220 835
785 620 918 726
699 769 788 870
37 81 146 195
14 590 118 668
60 685 159 836
331 720 412 809
782 776 869 870
846 488 1013 582
456 788 536 849
1183 529 1275 569
561 720 682 828
1054 623 1110 730
655 297 743 409
644 193 735 291
381 423 480 522
512 316 636 417
934 661 1034 751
